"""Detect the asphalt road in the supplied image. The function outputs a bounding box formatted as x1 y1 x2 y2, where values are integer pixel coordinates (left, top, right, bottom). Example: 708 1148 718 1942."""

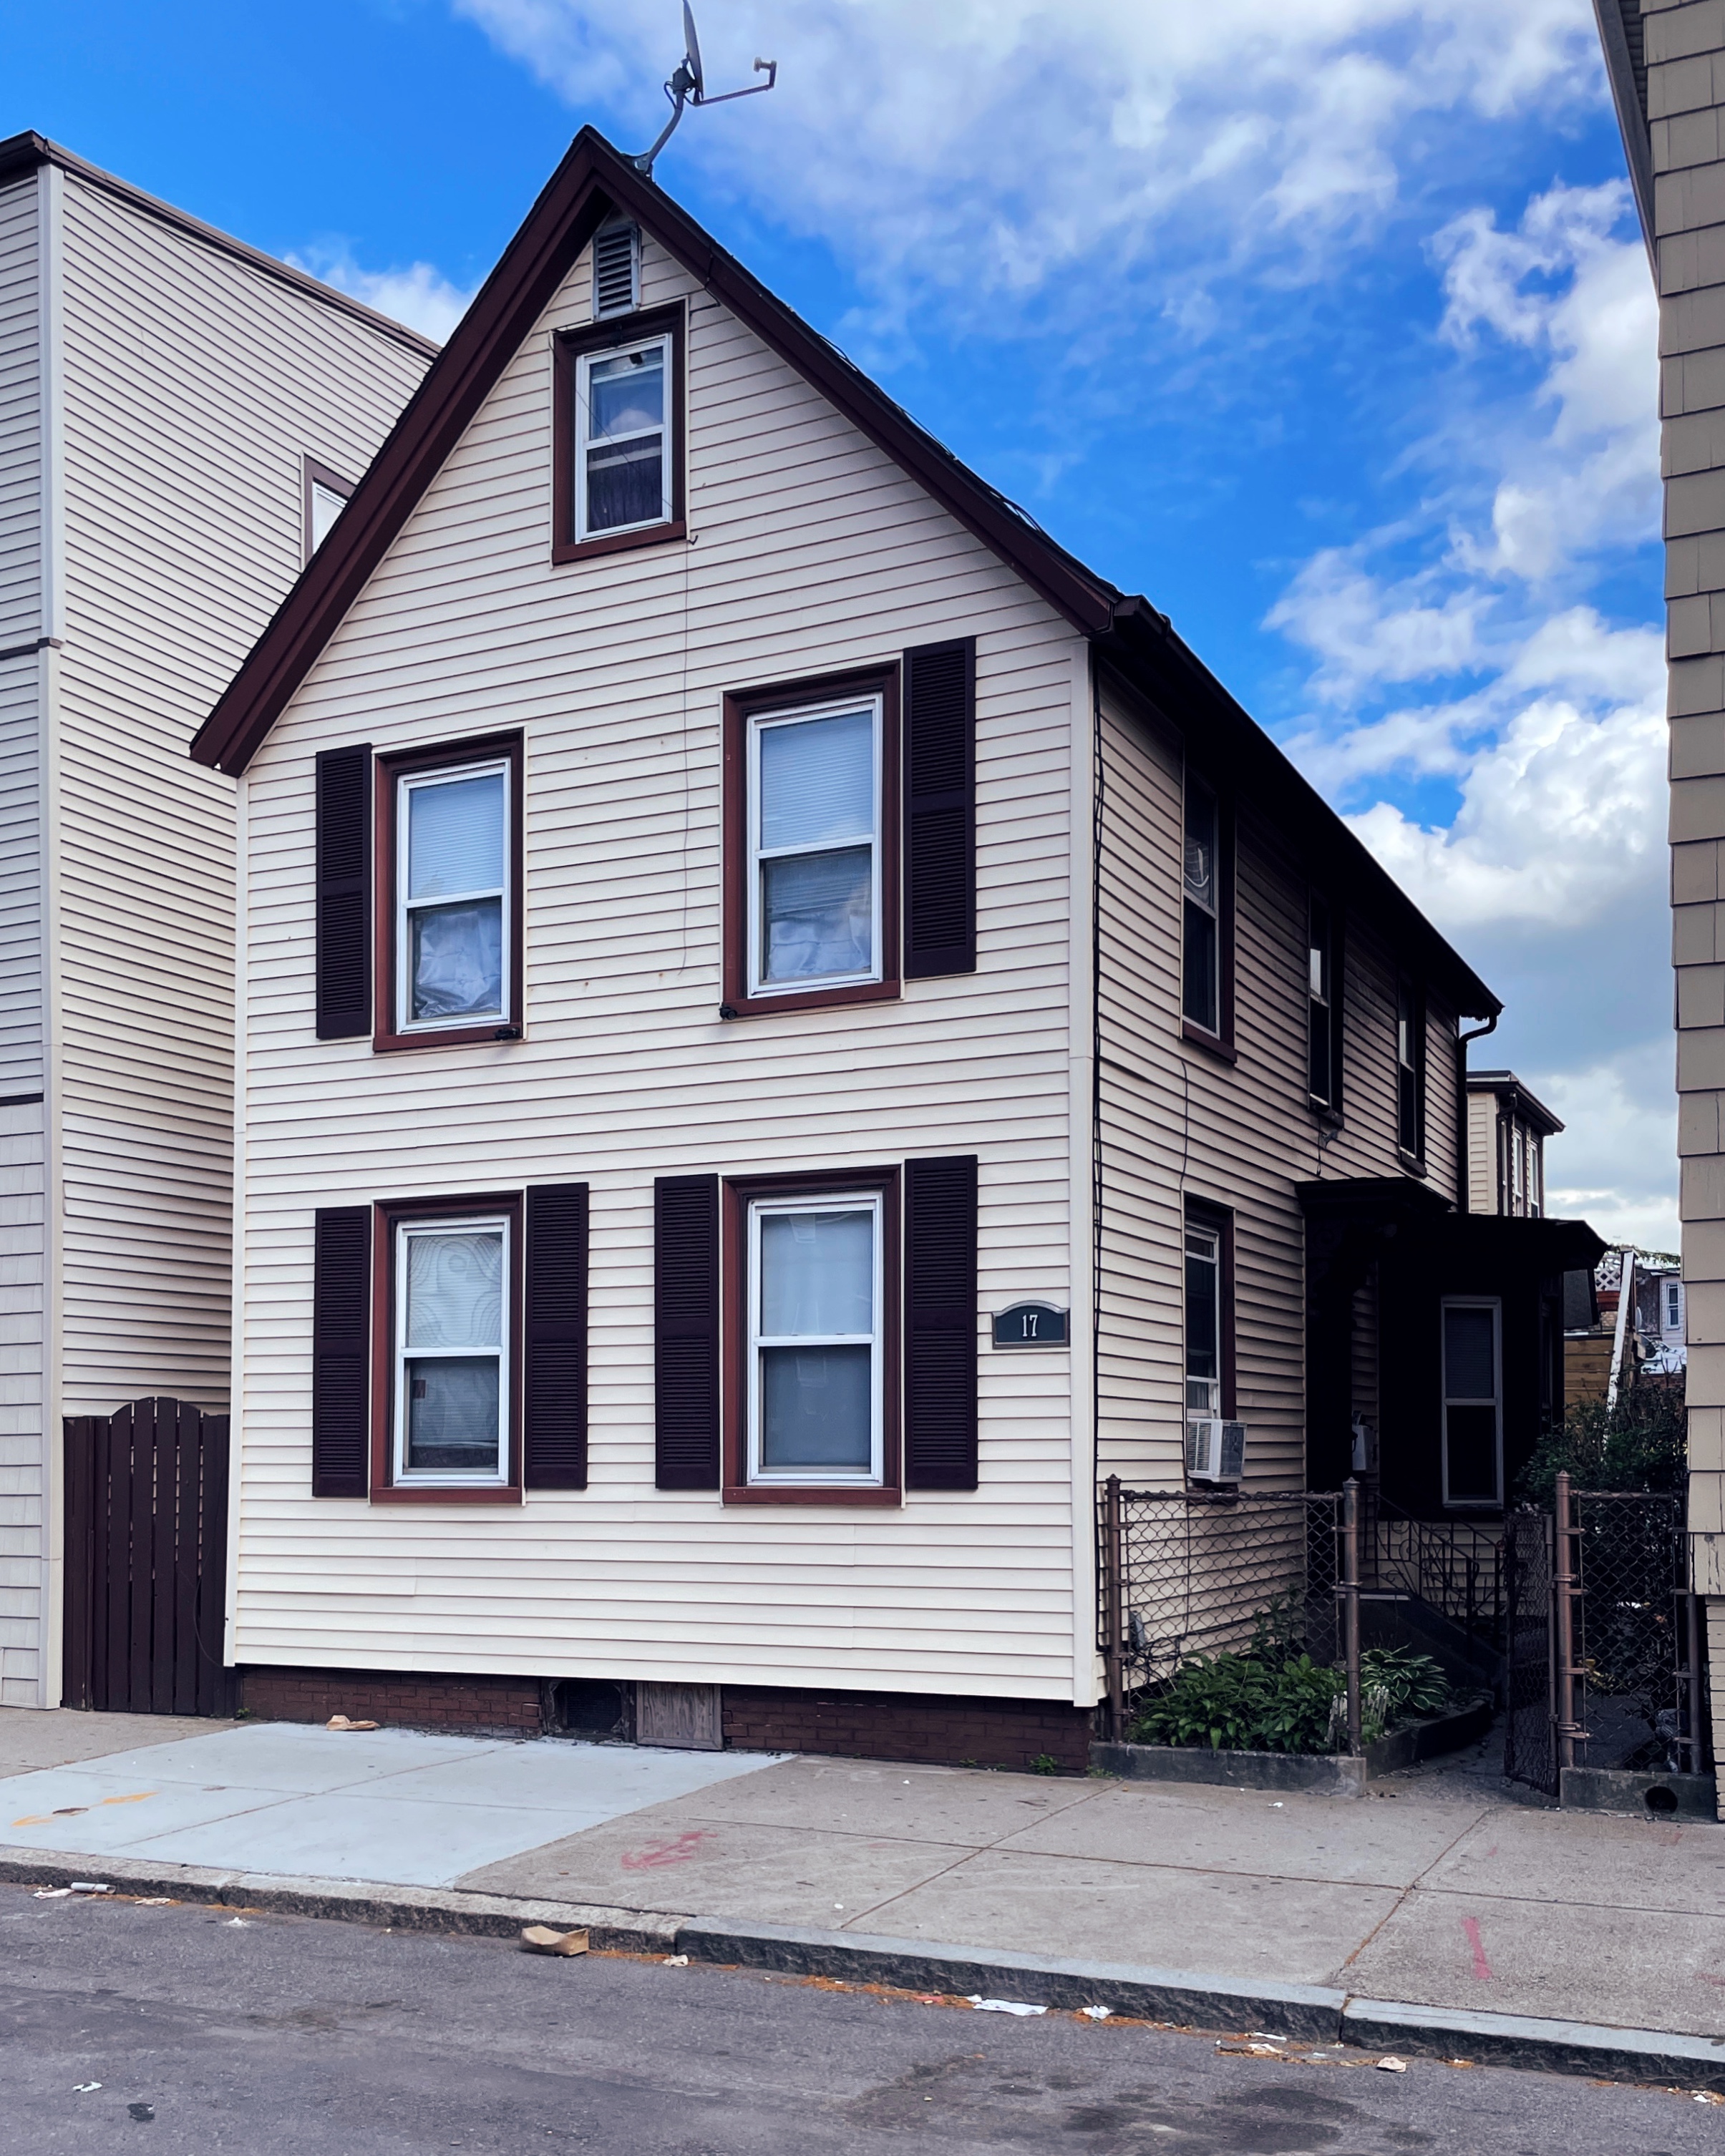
1 1882 1720 2155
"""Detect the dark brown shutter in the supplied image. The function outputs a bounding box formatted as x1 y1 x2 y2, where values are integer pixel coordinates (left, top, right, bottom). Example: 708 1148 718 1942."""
654 1174 721 1490
524 1182 588 1490
312 1206 371 1496
904 1154 978 1490
316 743 371 1039
902 638 976 977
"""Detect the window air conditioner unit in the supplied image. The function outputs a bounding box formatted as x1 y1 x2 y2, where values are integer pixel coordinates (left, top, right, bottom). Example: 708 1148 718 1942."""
1187 1418 1246 1484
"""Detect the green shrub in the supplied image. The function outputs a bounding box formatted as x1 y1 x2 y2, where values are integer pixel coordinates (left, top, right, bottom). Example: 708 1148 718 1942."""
1517 1382 1686 1506
1127 1652 1345 1755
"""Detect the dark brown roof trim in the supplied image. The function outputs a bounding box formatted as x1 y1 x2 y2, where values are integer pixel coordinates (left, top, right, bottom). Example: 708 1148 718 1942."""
0 132 439 358
190 127 1119 778
1103 606 1500 1021
186 125 1496 1019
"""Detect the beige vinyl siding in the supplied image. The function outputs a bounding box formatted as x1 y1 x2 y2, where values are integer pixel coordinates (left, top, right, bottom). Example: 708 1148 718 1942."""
1094 668 1469 1489
232 238 1087 1700
0 171 40 650
0 650 42 1096
50 173 429 1418
1467 1089 1496 1214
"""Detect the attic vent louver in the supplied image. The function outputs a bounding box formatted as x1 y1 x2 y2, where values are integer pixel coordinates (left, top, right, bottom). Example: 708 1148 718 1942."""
593 223 640 320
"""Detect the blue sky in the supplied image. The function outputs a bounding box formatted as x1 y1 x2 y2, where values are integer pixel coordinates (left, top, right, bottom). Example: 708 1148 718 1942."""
11 0 1671 1239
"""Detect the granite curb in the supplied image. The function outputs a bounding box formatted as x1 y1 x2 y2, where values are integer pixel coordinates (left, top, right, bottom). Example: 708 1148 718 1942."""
0 1845 679 1950
6 1844 1722 2088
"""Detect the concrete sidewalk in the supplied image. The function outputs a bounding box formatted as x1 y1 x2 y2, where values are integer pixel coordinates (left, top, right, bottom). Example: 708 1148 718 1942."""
4 1709 1723 2057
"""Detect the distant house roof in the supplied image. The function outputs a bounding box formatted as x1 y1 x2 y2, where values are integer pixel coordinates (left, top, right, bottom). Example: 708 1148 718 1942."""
185 125 1499 1020
1466 1069 1563 1137
0 132 439 359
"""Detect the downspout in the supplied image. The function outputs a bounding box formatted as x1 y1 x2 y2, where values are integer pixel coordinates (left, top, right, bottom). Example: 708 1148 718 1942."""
1456 1013 1497 1214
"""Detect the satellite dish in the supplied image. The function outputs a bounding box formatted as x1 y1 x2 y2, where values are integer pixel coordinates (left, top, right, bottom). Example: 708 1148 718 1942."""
682 1 705 100
632 3 777 175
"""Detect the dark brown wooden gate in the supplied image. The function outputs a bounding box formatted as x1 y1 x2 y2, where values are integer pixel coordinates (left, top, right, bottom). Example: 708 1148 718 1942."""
63 1398 236 1716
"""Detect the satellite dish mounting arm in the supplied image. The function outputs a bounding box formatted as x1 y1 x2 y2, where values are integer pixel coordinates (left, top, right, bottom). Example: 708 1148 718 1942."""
633 6 777 175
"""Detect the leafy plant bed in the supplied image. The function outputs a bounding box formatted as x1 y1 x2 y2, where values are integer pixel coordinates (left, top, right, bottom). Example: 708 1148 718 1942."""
1091 1697 1495 1796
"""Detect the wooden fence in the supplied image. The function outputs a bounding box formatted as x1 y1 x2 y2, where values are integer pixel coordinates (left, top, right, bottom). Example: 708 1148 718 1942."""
63 1397 235 1717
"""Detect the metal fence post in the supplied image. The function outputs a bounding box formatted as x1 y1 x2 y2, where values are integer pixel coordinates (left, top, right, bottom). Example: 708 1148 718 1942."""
1552 1470 1582 1776
1102 1474 1124 1742
1341 1478 1362 1755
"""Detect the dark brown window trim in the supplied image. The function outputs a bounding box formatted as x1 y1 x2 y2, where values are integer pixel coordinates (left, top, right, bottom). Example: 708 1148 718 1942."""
721 664 902 1020
372 731 525 1055
720 1164 902 1506
1182 1018 1238 1065
551 301 687 565
303 457 354 563
1185 1195 1237 1421
369 1190 524 1505
1180 774 1236 1050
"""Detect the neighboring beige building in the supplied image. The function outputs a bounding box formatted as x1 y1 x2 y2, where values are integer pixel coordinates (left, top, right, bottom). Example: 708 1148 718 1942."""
0 133 434 1706
1465 1069 1561 1219
185 131 1597 1762
1595 0 1725 1777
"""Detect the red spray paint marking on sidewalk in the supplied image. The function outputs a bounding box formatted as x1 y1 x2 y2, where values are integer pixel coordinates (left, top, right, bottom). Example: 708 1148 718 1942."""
1462 1916 1492 1981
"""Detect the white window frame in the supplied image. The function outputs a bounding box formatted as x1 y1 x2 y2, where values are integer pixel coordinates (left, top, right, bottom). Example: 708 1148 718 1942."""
745 695 884 1000
573 333 673 542
1440 1294 1502 1510
746 1191 884 1487
394 758 512 1036
1185 1221 1222 1417
392 1212 511 1488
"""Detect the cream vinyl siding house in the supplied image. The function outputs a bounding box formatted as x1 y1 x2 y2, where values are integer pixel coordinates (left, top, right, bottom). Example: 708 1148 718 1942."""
193 130 1521 1759
0 133 432 1707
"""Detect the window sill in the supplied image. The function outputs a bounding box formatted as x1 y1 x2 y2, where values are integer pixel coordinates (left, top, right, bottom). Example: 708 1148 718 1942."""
374 1023 524 1054
1182 1018 1238 1064
1397 1149 1429 1179
723 1483 903 1507
723 979 900 1021
1310 1099 1343 1128
370 1484 523 1506
553 518 687 567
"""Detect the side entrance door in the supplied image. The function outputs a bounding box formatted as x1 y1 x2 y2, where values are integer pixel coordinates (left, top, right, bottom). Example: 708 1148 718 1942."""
62 1398 237 1716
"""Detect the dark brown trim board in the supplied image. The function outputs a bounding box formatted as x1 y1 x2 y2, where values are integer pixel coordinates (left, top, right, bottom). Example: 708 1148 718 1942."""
551 301 687 564
721 663 901 1019
371 731 525 1054
720 1165 903 1506
369 1190 525 1504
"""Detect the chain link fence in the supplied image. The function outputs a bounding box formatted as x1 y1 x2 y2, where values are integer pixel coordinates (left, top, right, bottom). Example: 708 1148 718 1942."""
1098 1484 1349 1735
1571 1490 1701 1773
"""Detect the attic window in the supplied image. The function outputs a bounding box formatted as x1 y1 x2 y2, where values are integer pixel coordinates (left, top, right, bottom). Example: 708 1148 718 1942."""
593 223 641 319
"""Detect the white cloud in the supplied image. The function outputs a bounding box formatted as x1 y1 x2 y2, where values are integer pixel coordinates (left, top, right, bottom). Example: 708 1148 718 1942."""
1433 182 1658 579
286 247 475 341
453 0 1603 318
1537 1043 1678 1249
1266 552 1483 706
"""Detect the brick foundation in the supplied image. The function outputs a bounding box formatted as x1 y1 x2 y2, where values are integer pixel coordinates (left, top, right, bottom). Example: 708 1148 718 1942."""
238 1665 1097 1770
721 1684 1096 1773
239 1665 543 1738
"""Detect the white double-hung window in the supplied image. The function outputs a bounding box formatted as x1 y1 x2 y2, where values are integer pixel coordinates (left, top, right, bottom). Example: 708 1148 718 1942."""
575 334 671 540
394 1215 509 1484
396 760 510 1032
747 696 882 995
747 1194 883 1485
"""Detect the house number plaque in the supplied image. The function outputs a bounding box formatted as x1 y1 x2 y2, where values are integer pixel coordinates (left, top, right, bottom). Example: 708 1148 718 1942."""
991 1302 1069 1349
